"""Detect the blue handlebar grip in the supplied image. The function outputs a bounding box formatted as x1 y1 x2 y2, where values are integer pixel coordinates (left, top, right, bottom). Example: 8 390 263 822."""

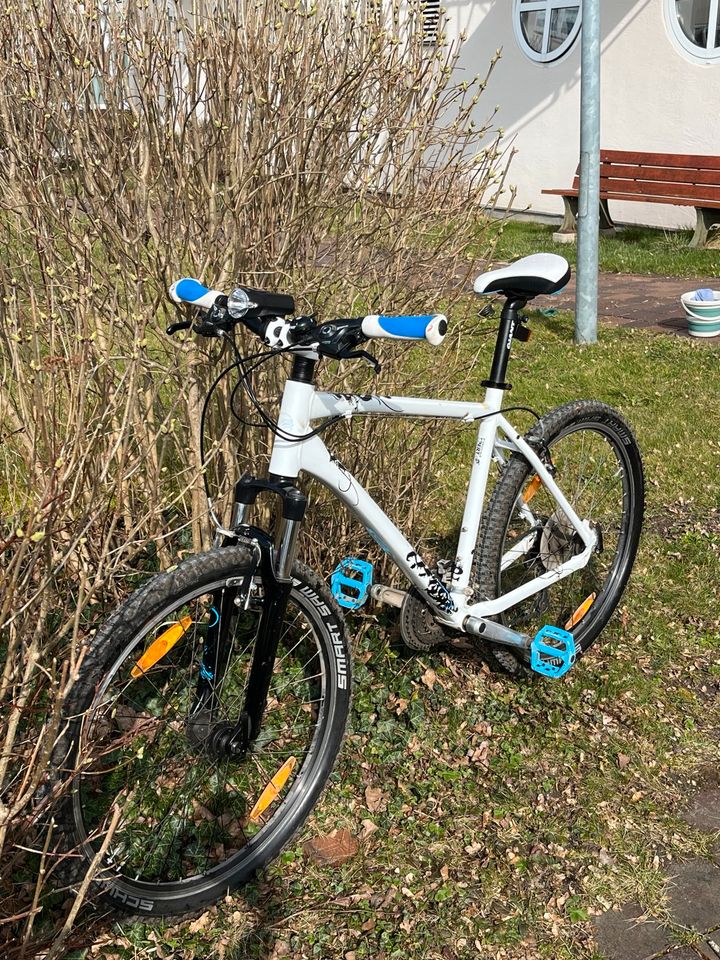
361 313 447 345
169 278 223 310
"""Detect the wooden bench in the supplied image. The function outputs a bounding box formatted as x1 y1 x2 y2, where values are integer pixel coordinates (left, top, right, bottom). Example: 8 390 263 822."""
543 150 720 247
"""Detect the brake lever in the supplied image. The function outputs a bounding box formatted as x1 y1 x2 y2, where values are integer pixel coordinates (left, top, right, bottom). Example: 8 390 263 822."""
340 348 381 374
296 320 381 373
166 319 193 336
192 305 234 338
193 318 225 337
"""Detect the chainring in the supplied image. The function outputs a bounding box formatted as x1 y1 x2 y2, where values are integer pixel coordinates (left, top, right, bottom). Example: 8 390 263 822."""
400 588 454 652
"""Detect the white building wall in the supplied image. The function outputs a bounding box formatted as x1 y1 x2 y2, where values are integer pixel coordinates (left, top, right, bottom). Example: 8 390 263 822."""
447 0 720 230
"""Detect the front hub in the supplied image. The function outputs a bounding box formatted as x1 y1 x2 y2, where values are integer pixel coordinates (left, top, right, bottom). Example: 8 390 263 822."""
186 709 251 758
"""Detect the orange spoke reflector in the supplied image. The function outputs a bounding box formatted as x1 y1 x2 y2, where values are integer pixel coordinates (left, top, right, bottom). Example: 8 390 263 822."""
564 593 597 631
523 474 543 504
131 615 193 678
249 756 297 823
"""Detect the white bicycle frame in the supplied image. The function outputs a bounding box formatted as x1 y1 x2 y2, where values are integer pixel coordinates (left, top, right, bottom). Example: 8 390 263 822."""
265 375 597 636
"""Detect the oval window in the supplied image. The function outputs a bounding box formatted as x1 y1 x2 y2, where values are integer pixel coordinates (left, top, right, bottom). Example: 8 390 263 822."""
666 0 720 62
514 0 582 64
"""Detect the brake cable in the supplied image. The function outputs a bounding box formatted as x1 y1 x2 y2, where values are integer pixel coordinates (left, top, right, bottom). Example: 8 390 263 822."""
198 334 346 528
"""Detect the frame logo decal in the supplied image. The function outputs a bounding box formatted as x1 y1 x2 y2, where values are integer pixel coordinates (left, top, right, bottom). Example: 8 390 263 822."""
406 551 457 613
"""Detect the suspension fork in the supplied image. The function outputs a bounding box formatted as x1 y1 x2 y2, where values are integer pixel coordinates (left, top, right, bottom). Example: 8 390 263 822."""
242 506 304 742
191 475 308 754
190 572 250 719
188 501 256 724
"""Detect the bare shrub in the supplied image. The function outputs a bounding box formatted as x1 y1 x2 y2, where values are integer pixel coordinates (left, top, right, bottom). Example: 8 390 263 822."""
0 0 509 949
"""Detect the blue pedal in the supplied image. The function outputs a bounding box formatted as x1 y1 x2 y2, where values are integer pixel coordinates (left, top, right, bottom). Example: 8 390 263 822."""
530 625 577 678
330 558 373 610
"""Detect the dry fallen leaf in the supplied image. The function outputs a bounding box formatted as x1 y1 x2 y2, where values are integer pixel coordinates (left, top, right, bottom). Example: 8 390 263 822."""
361 818 379 839
188 910 213 934
469 741 490 765
303 828 359 866
421 667 437 690
192 800 215 822
617 753 630 770
269 939 291 959
365 785 385 812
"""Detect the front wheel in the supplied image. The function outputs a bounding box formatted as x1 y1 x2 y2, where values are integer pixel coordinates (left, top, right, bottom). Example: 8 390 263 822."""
473 401 644 676
58 547 351 916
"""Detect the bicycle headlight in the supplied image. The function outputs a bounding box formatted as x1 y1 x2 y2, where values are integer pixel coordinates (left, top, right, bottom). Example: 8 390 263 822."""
227 288 257 319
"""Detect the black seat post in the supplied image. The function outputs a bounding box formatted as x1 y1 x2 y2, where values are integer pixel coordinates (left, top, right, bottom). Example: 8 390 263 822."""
482 296 527 391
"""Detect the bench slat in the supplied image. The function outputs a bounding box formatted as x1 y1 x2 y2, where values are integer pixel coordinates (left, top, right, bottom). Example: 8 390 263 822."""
598 177 720 203
601 191 720 209
600 149 720 171
599 163 720 187
563 175 720 198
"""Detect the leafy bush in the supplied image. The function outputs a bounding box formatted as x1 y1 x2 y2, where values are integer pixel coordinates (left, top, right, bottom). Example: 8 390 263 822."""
0 0 508 950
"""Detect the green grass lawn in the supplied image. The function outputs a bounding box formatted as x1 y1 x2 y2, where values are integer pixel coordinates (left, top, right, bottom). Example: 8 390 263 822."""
65 316 720 960
490 220 720 279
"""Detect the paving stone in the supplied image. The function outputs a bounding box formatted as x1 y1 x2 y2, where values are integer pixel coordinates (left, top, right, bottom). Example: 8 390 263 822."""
667 860 720 932
549 270 718 338
592 903 671 960
682 785 720 832
666 950 704 960
695 939 720 960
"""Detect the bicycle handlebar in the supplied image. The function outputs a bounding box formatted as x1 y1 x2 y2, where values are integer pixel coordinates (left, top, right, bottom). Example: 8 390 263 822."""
361 313 447 346
168 278 448 353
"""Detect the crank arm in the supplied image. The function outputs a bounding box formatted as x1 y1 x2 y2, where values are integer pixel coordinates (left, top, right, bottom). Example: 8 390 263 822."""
463 616 530 650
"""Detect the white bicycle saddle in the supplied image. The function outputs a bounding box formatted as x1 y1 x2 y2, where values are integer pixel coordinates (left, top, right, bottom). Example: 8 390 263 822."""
474 253 571 299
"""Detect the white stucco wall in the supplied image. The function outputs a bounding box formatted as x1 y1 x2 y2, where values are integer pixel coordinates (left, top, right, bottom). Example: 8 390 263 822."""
446 0 720 230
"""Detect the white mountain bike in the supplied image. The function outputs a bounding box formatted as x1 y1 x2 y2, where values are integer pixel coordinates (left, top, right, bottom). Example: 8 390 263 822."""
58 253 644 915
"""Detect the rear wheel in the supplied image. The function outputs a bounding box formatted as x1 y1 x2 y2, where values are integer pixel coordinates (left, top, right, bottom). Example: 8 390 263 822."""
59 547 351 915
473 401 644 676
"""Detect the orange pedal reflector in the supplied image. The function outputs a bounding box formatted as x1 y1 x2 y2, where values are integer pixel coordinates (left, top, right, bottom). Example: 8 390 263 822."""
523 474 543 504
564 593 597 631
131 615 193 678
248 757 297 823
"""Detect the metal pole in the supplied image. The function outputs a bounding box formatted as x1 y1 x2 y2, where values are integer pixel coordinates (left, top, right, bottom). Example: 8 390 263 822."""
575 0 601 344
